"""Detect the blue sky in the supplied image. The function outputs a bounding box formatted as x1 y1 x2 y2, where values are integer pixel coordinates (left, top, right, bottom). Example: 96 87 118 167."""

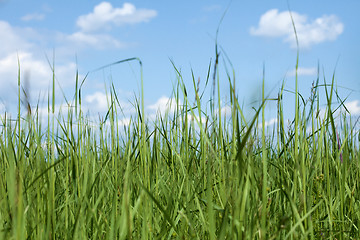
0 0 359 126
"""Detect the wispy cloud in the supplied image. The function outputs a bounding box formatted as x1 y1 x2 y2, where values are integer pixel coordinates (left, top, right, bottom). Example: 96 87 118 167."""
202 4 222 12
66 32 125 49
21 13 45 21
250 9 344 49
76 2 157 33
289 67 317 76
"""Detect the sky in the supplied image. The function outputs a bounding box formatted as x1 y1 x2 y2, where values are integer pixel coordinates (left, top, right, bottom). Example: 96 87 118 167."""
0 0 359 127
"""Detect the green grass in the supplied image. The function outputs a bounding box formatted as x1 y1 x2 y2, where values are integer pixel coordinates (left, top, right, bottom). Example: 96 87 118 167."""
0 53 359 240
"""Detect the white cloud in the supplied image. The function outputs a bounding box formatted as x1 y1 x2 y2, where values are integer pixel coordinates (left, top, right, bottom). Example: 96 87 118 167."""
64 2 156 49
118 117 131 127
148 96 179 116
214 104 232 117
0 51 49 79
66 32 125 49
84 91 134 115
345 100 360 115
0 102 5 113
21 13 45 21
220 105 232 116
289 67 317 76
76 2 157 33
0 51 76 104
85 91 109 112
258 118 277 129
0 21 33 55
250 9 344 48
0 21 78 110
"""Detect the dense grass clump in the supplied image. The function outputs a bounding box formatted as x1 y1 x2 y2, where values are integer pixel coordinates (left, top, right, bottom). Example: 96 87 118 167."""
0 55 359 240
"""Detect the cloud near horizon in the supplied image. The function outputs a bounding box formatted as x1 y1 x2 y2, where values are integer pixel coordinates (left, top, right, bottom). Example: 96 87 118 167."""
250 9 344 49
345 100 360 116
0 1 157 111
76 2 157 33
147 96 179 115
0 20 77 109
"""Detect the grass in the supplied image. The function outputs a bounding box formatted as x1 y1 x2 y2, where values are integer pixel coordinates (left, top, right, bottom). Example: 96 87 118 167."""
0 50 359 240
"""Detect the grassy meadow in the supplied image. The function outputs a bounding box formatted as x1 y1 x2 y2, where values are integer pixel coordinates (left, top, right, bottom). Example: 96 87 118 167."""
0 50 359 240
